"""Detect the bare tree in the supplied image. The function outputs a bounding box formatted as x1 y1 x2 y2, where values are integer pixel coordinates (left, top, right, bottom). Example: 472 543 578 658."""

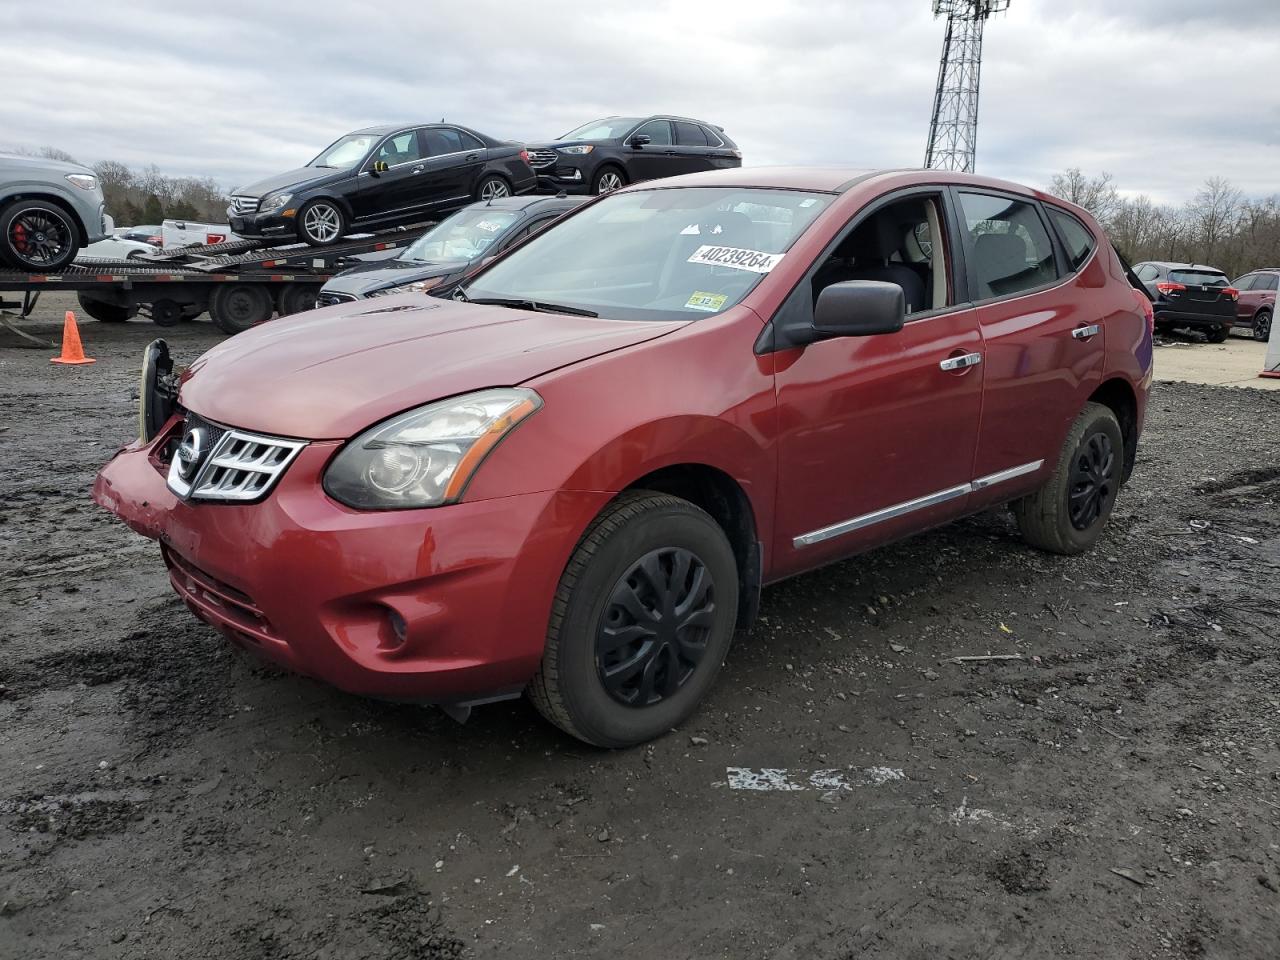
1048 168 1121 225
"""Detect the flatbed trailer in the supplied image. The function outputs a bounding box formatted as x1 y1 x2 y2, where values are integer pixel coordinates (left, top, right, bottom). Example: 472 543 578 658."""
0 223 432 334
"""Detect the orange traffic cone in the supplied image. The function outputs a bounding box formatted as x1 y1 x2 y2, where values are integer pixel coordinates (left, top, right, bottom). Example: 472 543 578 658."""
51 311 95 365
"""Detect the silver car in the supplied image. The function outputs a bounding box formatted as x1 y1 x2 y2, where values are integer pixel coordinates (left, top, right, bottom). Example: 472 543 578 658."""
0 153 111 271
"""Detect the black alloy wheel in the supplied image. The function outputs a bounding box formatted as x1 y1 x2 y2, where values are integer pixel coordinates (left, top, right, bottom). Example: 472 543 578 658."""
1067 432 1116 531
1254 309 1272 343
596 547 717 707
2 202 77 271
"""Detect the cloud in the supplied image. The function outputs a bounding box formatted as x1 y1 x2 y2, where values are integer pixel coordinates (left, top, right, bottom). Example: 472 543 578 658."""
3 0 1276 208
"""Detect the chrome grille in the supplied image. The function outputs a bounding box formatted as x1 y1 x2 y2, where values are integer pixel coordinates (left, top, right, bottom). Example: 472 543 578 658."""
527 150 557 168
230 195 261 215
167 413 305 503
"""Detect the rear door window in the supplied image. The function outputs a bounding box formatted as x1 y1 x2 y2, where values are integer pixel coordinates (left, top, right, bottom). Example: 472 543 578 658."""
1046 208 1097 271
422 128 466 156
700 125 725 146
1136 264 1160 281
632 120 673 146
957 192 1059 299
674 121 709 146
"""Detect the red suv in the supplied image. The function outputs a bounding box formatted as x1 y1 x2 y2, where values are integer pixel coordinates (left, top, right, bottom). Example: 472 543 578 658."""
1230 268 1277 341
94 169 1153 747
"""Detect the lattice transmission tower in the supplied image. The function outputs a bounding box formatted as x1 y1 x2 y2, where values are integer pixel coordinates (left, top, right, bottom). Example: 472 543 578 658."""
924 0 1010 173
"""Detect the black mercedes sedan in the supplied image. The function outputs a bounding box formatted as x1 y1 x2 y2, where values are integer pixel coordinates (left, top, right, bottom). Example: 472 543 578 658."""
526 115 741 195
228 123 537 246
315 194 587 304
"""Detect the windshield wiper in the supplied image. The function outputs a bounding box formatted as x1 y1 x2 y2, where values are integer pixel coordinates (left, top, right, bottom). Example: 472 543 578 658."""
466 297 598 318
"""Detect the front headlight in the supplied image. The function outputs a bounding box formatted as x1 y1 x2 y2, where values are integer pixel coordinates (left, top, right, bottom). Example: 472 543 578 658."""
366 276 444 298
259 193 292 214
65 174 97 191
323 388 541 509
556 145 594 155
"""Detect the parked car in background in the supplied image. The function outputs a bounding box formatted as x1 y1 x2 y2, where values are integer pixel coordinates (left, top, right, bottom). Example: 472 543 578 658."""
228 124 536 247
115 225 163 247
0 153 111 271
317 194 586 305
526 115 741 195
1132 261 1236 342
78 235 155 261
161 219 237 249
1230 268 1277 341
96 167 1150 747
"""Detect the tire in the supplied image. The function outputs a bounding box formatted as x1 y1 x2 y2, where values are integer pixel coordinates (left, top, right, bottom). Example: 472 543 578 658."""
592 166 626 195
1154 322 1173 336
529 491 739 748
1253 309 1272 343
210 283 274 334
475 175 511 202
76 293 132 323
180 304 204 321
1013 402 1124 556
277 283 317 317
297 199 346 246
1205 324 1230 344
0 199 80 271
148 299 183 327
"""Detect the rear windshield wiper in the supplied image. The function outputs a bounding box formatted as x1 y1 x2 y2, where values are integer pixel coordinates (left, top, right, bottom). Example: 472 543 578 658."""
466 297 598 318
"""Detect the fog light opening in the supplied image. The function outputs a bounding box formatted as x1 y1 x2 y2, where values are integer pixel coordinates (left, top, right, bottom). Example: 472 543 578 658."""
386 608 409 650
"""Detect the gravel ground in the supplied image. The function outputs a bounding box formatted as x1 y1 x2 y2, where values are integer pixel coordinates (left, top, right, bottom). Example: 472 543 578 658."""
2 295 1279 959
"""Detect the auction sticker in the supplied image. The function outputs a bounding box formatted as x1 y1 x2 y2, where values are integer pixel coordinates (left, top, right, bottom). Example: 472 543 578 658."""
688 244 783 274
476 220 503 233
685 290 728 312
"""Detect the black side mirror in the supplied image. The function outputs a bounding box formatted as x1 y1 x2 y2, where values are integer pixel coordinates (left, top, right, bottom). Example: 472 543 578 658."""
629 134 651 148
370 160 389 176
813 281 905 339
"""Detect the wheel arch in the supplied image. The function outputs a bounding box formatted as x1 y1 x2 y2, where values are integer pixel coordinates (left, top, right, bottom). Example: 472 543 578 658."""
623 462 763 631
0 191 90 245
1088 377 1139 483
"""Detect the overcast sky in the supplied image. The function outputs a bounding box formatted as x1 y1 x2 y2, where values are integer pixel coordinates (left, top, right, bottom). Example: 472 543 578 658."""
6 0 1278 206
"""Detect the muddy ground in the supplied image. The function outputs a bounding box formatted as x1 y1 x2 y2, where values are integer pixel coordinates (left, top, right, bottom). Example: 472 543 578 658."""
2 295 1278 959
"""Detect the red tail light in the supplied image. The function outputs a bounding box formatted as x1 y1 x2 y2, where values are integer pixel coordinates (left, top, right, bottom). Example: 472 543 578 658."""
1155 281 1185 295
1222 287 1239 301
1133 289 1154 334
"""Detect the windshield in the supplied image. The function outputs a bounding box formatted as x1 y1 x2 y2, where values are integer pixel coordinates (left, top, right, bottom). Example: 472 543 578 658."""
559 118 640 141
464 187 834 321
399 208 522 263
1169 269 1227 286
310 134 376 169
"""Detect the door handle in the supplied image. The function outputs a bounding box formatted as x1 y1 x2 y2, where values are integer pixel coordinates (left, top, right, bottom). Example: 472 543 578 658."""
411 165 424 175
1072 324 1100 340
465 154 479 161
940 352 982 372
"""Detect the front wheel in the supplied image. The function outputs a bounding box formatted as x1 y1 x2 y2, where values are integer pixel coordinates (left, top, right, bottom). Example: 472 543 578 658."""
0 199 79 271
297 199 346 246
1253 309 1272 342
592 166 626 195
1205 324 1230 344
1013 402 1124 556
529 491 739 747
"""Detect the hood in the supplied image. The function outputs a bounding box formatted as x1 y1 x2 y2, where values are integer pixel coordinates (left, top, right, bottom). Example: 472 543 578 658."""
233 166 344 199
526 139 620 152
322 257 469 297
180 296 685 439
0 152 95 177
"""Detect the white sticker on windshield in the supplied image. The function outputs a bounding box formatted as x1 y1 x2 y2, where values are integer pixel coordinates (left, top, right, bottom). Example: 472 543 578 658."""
688 245 783 274
476 220 503 233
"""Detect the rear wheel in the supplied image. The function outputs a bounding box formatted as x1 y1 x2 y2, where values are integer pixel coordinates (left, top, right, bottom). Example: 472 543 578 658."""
529 491 739 747
1013 402 1124 556
148 299 183 327
1205 324 1230 343
210 283 274 334
1253 309 1272 342
476 175 511 201
76 293 133 323
297 199 346 246
592 166 626 195
0 199 79 271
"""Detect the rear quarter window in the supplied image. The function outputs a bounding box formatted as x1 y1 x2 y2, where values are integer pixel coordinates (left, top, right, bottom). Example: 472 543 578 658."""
1047 208 1097 272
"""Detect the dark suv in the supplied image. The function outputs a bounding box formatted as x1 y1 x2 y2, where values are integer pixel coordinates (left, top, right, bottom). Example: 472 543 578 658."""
1230 268 1277 341
525 116 741 195
228 124 537 246
1132 261 1237 342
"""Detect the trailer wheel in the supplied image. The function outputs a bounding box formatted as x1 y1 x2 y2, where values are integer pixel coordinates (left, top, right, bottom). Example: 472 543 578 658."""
277 283 317 317
76 293 134 323
149 299 183 327
180 304 205 321
211 284 274 335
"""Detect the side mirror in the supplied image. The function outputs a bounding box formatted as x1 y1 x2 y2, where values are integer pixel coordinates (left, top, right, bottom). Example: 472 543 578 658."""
370 160 390 176
813 281 905 339
628 134 651 148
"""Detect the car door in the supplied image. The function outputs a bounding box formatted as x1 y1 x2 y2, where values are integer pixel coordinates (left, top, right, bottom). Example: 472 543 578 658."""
626 120 680 182
770 189 985 579
1233 274 1258 322
671 121 717 175
956 191 1105 510
349 129 431 224
419 127 486 212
